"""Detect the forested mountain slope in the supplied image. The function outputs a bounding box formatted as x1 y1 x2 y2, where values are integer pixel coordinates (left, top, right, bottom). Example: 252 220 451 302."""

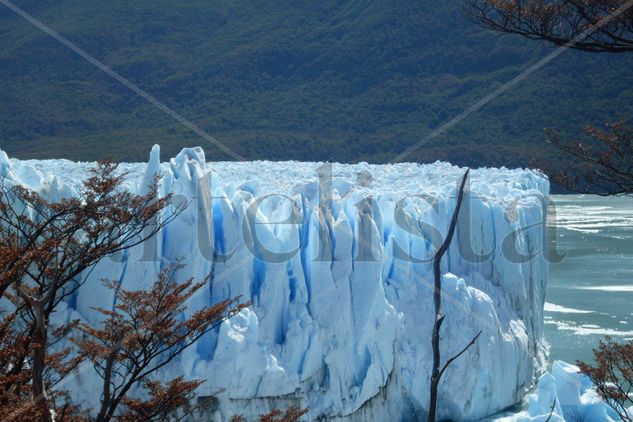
1 0 632 175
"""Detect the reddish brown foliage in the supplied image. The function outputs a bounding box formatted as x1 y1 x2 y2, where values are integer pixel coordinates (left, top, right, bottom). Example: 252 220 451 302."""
546 122 633 195
463 0 633 53
0 162 174 301
0 162 175 420
577 337 633 421
72 264 248 421
231 406 309 422
119 377 203 422
0 162 299 422
0 313 36 420
463 1 633 195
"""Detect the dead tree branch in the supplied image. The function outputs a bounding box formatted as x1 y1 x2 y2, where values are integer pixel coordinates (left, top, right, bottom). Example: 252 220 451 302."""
427 169 482 422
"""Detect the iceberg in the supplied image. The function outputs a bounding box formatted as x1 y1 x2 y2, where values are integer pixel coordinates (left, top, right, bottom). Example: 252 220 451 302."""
499 361 631 422
1 146 551 420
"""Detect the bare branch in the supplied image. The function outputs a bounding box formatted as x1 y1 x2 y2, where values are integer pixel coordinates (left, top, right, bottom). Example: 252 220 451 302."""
427 170 476 422
462 0 633 53
438 331 483 380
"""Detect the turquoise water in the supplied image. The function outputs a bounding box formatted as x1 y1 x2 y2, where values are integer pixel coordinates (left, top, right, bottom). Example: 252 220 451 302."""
546 194 633 365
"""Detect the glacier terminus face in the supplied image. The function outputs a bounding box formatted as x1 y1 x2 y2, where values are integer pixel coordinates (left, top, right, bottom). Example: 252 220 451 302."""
0 146 550 421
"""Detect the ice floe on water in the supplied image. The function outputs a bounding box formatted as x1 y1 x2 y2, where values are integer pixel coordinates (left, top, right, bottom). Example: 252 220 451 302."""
578 285 633 292
544 302 594 314
549 195 633 236
544 320 633 337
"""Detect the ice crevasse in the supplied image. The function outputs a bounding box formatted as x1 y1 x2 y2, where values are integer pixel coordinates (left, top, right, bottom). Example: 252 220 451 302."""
0 146 551 421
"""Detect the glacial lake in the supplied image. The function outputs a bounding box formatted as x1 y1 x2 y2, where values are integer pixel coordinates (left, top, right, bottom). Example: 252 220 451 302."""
546 194 633 365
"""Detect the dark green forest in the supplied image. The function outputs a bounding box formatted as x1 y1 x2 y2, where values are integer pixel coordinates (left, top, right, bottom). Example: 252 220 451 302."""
1 0 632 181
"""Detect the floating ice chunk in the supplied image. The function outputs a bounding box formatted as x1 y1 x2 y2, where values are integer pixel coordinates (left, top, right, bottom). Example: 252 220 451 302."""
544 302 594 314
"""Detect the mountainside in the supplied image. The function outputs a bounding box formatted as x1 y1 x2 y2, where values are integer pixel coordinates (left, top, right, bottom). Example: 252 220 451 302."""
1 0 632 174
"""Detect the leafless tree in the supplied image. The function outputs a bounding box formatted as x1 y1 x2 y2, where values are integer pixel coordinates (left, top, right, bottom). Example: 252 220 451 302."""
427 169 482 422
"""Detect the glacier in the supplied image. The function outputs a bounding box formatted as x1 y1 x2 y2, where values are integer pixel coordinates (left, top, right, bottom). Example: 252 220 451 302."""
0 146 552 421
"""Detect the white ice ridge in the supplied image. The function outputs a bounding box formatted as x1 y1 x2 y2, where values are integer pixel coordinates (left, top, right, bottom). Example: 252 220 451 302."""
1 146 550 421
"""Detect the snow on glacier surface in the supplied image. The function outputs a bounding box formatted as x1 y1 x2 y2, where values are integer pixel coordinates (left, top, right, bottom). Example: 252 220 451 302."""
1 146 550 421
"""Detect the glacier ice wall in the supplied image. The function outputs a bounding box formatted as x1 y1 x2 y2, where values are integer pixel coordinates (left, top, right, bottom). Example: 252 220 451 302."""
1 146 550 421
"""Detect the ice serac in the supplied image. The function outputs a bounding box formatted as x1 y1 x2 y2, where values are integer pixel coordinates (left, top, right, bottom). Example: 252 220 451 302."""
3 146 550 421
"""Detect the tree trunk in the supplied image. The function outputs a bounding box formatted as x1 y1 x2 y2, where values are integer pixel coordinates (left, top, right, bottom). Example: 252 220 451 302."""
32 300 52 422
96 348 121 422
428 313 444 422
100 368 140 422
427 170 469 422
